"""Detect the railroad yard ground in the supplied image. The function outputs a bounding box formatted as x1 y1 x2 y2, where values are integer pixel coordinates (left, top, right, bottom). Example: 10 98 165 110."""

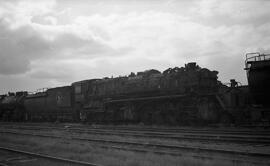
0 123 269 166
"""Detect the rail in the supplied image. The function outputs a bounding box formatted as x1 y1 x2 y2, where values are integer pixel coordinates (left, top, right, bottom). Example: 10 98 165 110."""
0 146 101 166
245 52 270 70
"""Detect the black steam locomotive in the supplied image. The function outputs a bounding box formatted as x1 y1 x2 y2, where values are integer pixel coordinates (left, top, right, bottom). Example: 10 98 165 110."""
0 53 269 126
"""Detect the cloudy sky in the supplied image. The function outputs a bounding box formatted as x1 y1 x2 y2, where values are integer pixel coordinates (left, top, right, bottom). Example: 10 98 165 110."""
0 0 269 93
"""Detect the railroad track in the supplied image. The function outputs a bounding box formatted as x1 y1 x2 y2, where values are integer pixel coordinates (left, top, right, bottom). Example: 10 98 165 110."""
1 124 270 165
95 126 270 136
1 122 270 136
2 123 270 137
1 130 270 161
0 146 101 166
67 127 270 144
1 124 270 145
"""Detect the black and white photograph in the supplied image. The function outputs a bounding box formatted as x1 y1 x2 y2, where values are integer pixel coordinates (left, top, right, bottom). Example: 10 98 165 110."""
0 0 269 165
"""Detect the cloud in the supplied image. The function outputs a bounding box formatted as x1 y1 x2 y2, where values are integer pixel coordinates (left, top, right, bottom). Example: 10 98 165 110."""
0 0 130 76
1 0 270 93
191 0 270 26
0 20 46 74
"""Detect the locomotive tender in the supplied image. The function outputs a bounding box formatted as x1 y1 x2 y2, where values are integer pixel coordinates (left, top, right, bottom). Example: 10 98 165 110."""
0 53 269 125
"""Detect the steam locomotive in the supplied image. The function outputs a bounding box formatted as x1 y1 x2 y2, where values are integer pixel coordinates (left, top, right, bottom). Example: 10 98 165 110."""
0 53 269 126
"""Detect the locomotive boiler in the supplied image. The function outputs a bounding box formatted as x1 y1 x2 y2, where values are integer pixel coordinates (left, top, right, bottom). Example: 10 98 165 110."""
73 62 222 125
